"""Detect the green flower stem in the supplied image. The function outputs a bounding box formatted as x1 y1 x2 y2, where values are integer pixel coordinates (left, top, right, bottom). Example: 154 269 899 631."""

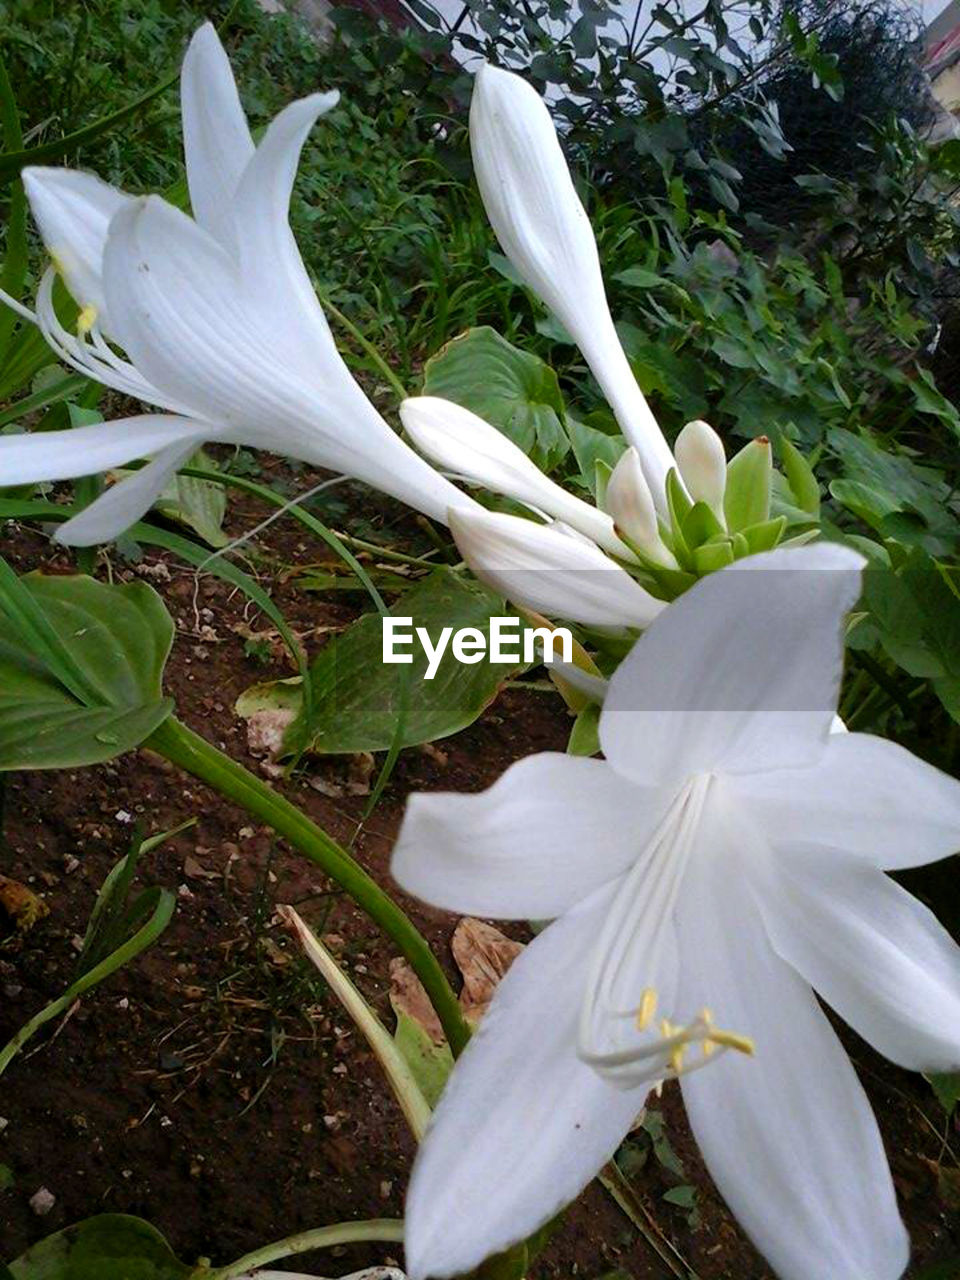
146 717 470 1056
207 1218 405 1280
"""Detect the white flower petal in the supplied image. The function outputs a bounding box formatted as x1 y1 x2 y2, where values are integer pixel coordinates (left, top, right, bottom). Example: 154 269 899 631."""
180 23 255 248
677 823 909 1280
449 507 662 628
400 396 626 556
54 436 207 546
469 64 674 506
755 845 960 1074
404 882 645 1280
392 752 667 919
232 91 342 379
599 543 864 788
734 731 960 870
22 167 131 324
103 197 472 525
0 414 206 485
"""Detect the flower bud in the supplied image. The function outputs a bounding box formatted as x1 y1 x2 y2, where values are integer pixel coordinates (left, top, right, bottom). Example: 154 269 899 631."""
674 419 727 518
606 448 676 568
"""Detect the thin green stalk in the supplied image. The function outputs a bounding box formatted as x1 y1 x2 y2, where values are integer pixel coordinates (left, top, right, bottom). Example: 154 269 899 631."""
319 294 408 402
208 1219 405 1280
0 890 174 1077
146 716 470 1056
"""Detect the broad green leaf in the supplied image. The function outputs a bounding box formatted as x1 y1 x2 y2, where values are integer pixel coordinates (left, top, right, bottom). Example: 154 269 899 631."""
8 1214 191 1280
565 416 625 497
146 449 227 548
294 569 526 754
422 326 569 472
392 1006 454 1109
927 1072 960 1117
0 573 174 770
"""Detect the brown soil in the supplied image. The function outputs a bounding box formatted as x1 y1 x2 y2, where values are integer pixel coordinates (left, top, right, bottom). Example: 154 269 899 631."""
1 465 958 1279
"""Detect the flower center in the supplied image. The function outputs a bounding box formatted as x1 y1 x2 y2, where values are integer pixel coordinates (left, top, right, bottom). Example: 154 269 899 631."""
576 773 753 1090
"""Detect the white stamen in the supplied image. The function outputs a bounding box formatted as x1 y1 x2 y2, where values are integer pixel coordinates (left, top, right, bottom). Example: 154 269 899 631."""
577 774 752 1088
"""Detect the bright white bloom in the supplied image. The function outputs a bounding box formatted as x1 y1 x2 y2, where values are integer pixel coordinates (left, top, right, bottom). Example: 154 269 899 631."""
392 542 960 1280
470 63 676 508
400 395 629 558
674 418 727 519
448 506 662 629
605 446 676 567
0 24 470 545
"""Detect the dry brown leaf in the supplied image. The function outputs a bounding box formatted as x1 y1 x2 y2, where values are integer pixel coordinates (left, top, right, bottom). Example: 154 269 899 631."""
389 956 446 1046
452 918 525 1025
0 874 49 932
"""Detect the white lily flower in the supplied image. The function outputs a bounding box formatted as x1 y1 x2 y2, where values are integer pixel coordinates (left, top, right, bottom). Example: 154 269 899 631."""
448 507 662 630
605 446 677 567
470 64 676 508
0 24 470 544
400 395 630 558
392 541 960 1280
674 418 727 518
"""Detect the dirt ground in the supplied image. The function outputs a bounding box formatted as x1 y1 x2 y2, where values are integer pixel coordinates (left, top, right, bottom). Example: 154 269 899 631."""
1 464 958 1278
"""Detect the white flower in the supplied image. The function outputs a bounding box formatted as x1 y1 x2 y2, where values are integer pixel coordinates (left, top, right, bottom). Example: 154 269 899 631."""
392 541 960 1280
448 506 662 629
470 63 676 509
0 24 470 545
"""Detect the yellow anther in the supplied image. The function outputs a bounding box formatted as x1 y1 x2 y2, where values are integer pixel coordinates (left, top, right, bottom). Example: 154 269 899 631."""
701 1038 716 1059
708 1029 755 1057
669 1043 686 1075
635 987 658 1031
77 305 98 335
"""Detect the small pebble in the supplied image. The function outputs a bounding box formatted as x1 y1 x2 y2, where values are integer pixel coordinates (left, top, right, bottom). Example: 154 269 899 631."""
29 1187 55 1216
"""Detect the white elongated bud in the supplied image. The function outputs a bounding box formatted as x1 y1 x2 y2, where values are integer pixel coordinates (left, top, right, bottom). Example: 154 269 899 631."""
469 63 676 510
448 507 662 630
401 396 632 560
606 448 676 568
674 419 727 518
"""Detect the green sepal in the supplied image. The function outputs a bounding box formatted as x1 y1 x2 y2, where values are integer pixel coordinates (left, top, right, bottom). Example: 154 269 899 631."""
724 438 772 531
681 500 726 550
664 468 694 568
740 514 788 555
692 539 735 573
594 458 614 511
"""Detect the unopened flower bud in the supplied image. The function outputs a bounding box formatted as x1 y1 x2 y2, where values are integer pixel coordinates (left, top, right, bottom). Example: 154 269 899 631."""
674 419 727 519
606 448 676 568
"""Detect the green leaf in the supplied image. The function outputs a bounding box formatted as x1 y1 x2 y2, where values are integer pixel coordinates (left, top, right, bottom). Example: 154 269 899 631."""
422 326 569 472
613 265 667 289
567 702 601 757
294 569 526 754
662 1184 697 1208
779 436 820 517
565 416 625 497
146 449 227 547
0 54 27 365
914 1263 960 1280
0 572 174 770
392 1006 454 1109
927 1072 960 1117
8 1214 191 1279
